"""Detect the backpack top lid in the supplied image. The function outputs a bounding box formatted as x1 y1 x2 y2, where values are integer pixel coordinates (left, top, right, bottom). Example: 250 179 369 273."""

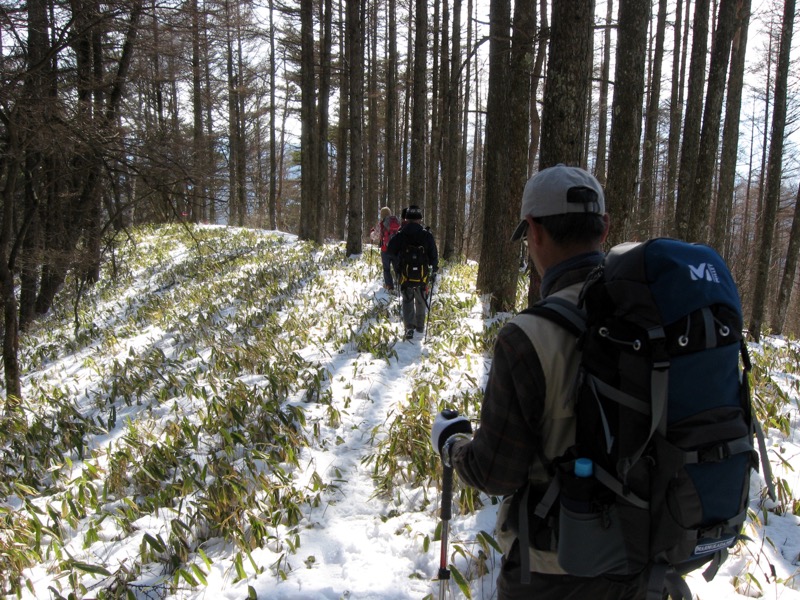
601 238 742 329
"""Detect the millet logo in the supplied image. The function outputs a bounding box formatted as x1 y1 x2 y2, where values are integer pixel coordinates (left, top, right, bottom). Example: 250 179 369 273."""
689 262 720 283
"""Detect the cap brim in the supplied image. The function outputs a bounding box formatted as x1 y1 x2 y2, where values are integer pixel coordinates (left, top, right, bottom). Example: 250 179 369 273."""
510 220 528 242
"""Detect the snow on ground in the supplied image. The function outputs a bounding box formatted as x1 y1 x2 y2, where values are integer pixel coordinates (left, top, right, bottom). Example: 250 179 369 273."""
8 226 800 600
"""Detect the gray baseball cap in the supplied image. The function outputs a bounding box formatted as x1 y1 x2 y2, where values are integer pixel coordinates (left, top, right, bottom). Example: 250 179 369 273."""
510 164 605 242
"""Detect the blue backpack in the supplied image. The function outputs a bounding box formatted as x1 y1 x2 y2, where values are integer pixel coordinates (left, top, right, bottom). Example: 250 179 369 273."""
517 239 775 599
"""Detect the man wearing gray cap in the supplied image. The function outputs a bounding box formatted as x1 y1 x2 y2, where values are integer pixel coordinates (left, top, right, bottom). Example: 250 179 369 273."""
430 165 646 598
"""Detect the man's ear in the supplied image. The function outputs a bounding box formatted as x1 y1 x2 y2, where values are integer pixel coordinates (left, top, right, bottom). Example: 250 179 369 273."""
600 213 611 244
526 215 544 247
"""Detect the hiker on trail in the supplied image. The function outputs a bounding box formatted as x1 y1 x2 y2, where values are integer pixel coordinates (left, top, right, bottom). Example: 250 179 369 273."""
386 204 438 340
370 206 401 290
430 165 644 598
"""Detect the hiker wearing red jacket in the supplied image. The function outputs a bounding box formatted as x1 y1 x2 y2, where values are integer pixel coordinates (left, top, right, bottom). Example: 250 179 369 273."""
370 206 401 290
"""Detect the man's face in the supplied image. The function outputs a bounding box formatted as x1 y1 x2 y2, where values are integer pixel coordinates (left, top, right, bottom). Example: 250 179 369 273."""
524 217 546 277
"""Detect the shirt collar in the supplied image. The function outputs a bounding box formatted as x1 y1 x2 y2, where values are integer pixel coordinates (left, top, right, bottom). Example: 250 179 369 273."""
541 251 604 297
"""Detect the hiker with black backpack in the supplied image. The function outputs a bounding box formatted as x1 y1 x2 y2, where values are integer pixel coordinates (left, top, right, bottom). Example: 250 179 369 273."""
370 206 401 291
430 163 774 599
431 165 629 598
387 204 438 340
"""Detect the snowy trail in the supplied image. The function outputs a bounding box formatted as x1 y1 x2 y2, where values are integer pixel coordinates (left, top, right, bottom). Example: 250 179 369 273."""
240 288 443 599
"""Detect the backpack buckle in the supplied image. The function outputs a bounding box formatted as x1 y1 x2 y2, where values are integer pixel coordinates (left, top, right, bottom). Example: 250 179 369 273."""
699 444 729 463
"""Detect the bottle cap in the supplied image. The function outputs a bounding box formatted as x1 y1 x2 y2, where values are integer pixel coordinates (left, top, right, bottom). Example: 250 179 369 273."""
575 458 593 477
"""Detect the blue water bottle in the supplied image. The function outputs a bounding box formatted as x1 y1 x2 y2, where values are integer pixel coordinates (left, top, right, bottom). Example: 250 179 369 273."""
561 458 595 513
575 457 593 477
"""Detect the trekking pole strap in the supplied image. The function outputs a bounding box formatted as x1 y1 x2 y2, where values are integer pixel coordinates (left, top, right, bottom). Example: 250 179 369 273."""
647 564 693 600
740 340 776 501
753 418 777 501
702 548 727 582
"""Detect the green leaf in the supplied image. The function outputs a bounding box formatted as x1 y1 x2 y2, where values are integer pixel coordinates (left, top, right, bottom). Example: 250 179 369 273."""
175 568 198 587
143 533 166 553
191 564 208 586
476 530 502 554
70 561 112 577
234 553 247 581
198 548 212 567
450 564 472 599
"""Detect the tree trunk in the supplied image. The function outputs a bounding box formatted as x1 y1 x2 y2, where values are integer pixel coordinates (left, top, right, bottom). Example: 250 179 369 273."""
191 0 206 225
336 0 349 240
345 0 365 256
366 0 380 236
594 0 613 185
466 5 485 261
674 0 710 239
269 0 278 230
299 0 318 241
225 0 239 225
477 0 513 312
638 0 667 239
426 0 442 236
204 15 216 224
317 0 333 243
409 0 428 211
458 0 475 256
749 0 794 341
35 0 141 317
401 1 414 202
712 0 751 257
771 181 800 334
476 0 544 312
0 154 23 407
234 15 248 228
442 0 462 260
539 1 593 168
18 0 50 331
664 0 689 236
527 0 548 176
605 0 650 245
686 0 739 243
386 0 399 214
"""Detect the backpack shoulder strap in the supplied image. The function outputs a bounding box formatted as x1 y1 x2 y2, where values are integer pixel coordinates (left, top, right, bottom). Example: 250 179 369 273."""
518 296 587 339
509 295 586 583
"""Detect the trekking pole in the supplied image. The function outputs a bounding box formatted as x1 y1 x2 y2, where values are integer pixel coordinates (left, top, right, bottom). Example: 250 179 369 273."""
437 408 457 600
424 276 436 343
